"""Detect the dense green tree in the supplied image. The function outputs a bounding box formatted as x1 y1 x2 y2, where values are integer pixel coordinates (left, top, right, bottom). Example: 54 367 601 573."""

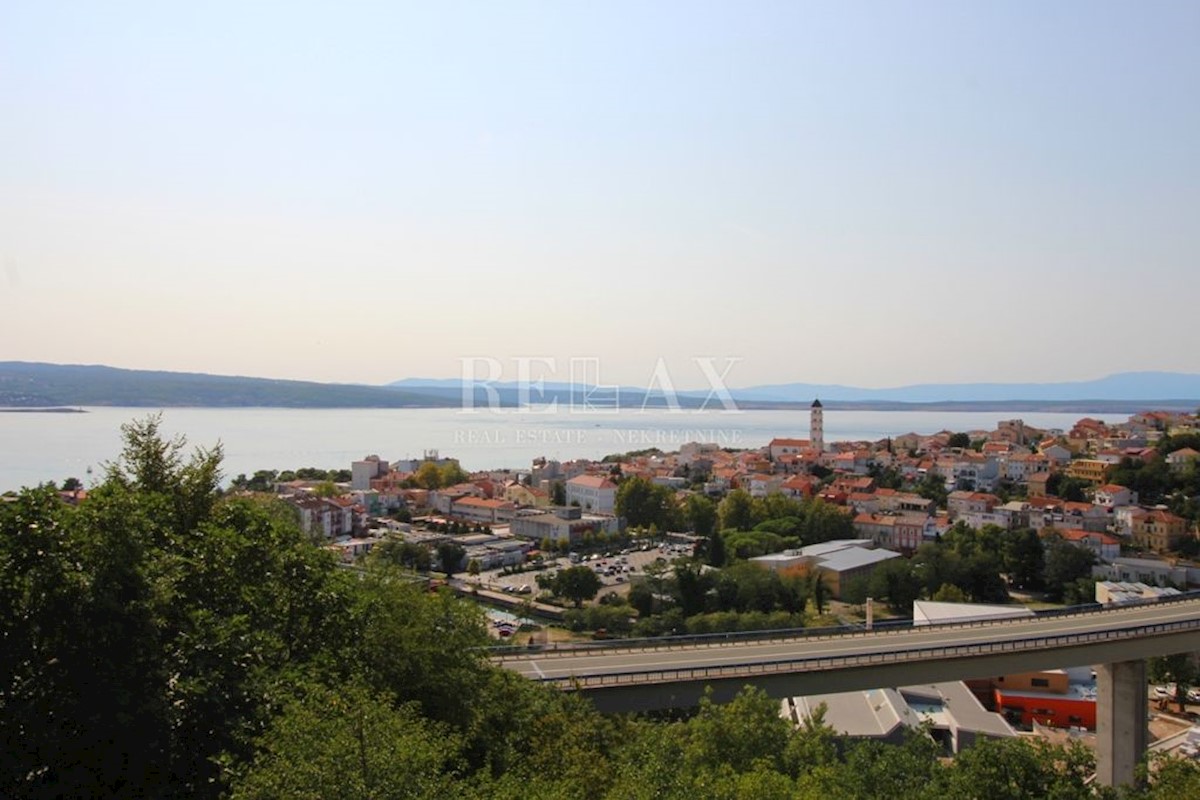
941 520 993 558
553 565 603 607
1002 527 1045 590
231 683 464 800
1056 476 1090 502
673 560 715 616
710 561 796 615
0 418 362 797
474 688 622 799
718 488 756 531
684 493 718 537
840 575 870 605
1160 433 1200 456
437 541 468 575
724 529 789 559
963 553 1010 603
439 462 469 487
627 581 657 618
911 542 965 598
106 413 225 536
754 515 804 537
372 538 431 570
312 479 341 498
909 526 1008 603
0 484 171 796
1042 535 1097 602
833 729 943 800
564 602 637 635
1108 451 1200 524
704 528 727 567
616 475 681 530
939 736 1094 800
799 497 855 545
1062 576 1097 606
947 432 972 449
349 565 489 730
165 497 356 789
932 583 967 602
241 469 279 492
1141 753 1200 798
294 467 331 480
414 461 445 489
808 570 830 615
869 464 904 490
682 687 791 775
868 558 922 614
754 491 804 522
917 471 949 509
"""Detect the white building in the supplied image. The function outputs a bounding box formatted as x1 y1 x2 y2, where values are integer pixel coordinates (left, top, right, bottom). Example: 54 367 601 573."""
784 681 1014 753
1095 581 1181 605
1093 557 1189 588
565 474 617 513
509 506 621 545
351 455 389 490
1093 484 1137 509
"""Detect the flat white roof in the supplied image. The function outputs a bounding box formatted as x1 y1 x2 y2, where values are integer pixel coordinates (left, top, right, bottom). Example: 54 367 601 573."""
818 547 900 573
800 538 875 557
750 551 807 564
913 600 1035 626
787 682 1015 740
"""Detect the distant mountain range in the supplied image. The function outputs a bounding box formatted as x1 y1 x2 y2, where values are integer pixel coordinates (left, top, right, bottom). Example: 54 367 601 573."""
692 371 1200 404
389 372 1200 409
1 362 1197 411
0 362 457 408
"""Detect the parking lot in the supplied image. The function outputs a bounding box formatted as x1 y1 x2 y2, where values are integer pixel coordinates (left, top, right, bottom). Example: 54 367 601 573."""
471 541 697 601
1153 684 1200 706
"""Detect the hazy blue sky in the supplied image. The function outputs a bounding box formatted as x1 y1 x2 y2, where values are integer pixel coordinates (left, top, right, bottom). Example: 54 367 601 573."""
2 1 1198 389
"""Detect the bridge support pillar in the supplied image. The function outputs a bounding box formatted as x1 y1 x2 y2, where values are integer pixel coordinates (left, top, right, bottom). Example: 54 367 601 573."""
1095 660 1148 788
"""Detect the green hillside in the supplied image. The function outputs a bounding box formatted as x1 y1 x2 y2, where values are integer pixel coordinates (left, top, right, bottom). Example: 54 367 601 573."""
0 362 456 408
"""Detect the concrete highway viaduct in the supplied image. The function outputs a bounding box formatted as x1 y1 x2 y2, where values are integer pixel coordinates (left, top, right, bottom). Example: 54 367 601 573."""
493 596 1200 787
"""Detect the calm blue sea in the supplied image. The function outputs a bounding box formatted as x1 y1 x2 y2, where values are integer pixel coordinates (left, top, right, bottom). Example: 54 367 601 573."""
0 406 1112 492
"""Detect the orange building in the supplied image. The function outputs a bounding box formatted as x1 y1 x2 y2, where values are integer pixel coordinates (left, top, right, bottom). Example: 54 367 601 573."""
1065 459 1110 484
990 669 1097 730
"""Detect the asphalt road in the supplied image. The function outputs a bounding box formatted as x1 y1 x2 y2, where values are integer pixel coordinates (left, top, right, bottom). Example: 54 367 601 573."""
496 597 1200 682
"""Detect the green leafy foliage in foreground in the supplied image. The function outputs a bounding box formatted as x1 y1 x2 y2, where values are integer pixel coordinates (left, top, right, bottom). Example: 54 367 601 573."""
2 416 1198 798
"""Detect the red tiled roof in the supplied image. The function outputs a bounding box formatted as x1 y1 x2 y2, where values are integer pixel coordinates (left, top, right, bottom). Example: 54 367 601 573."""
568 475 617 490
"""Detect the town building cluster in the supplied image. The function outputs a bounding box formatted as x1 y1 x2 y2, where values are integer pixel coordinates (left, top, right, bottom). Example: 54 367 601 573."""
258 402 1200 593
202 402 1200 750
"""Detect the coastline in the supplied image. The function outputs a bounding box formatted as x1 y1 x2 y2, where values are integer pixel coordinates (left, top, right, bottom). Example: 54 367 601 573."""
0 407 87 414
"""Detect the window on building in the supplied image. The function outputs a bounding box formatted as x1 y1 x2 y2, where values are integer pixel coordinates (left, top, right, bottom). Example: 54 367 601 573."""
1032 678 1050 688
